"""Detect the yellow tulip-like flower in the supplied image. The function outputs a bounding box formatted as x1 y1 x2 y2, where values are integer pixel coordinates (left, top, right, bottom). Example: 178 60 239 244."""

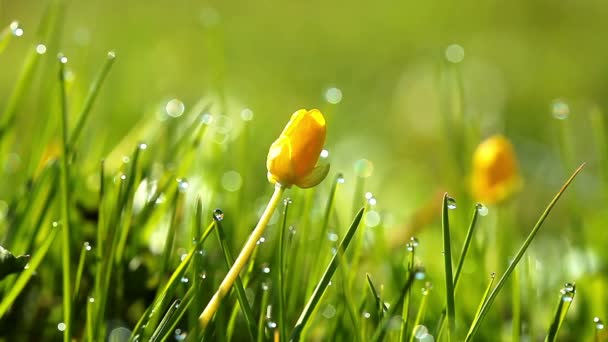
267 109 329 188
471 135 522 204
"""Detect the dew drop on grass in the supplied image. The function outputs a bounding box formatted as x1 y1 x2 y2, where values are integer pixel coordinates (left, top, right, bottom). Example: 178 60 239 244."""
177 179 189 192
560 282 576 302
88 297 95 303
36 44 47 54
552 100 570 120
262 264 271 274
107 50 117 59
490 272 496 279
363 312 371 319
84 242 92 251
58 53 68 64
57 322 66 331
446 196 457 209
320 149 329 158
174 300 181 308
406 243 414 252
240 108 254 121
139 142 148 150
284 198 292 206
10 21 23 37
419 334 435 342
337 175 345 184
594 317 604 330
325 87 343 104
267 321 277 329
180 277 189 283
354 159 374 178
212 208 224 221
412 325 429 339
322 304 336 319
410 236 419 247
476 203 489 216
261 282 270 291
175 328 187 341
289 226 296 236
327 232 339 242
165 99 185 118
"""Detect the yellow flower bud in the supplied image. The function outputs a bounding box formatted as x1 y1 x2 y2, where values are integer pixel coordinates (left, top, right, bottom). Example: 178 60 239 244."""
471 135 522 204
266 109 329 188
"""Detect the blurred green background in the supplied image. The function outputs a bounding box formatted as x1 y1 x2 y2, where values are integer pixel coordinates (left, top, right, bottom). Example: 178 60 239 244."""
2 0 608 339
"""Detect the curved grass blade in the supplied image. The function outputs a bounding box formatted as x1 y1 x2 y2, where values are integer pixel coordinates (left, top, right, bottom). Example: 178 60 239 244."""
465 163 585 341
58 54 73 342
213 213 257 341
408 284 431 342
371 267 422 342
290 208 365 342
157 288 196 342
277 198 291 342
149 299 182 342
545 283 576 342
366 273 387 319
435 203 481 337
69 51 117 147
441 193 456 341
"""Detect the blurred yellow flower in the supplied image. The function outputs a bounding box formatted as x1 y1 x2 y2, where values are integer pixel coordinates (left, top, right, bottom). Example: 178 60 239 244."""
267 109 329 188
471 135 522 204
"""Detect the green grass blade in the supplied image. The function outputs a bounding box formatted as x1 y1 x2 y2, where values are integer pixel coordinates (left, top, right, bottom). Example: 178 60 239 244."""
0 21 19 55
213 212 257 341
463 272 496 341
159 180 186 278
256 285 271 342
158 288 196 342
58 53 73 342
408 284 431 342
400 239 417 342
0 223 59 318
291 208 365 341
442 193 456 341
149 299 182 342
435 203 482 337
545 283 576 342
277 198 291 342
69 51 117 147
73 242 91 301
371 267 421 342
465 163 585 341
366 273 387 319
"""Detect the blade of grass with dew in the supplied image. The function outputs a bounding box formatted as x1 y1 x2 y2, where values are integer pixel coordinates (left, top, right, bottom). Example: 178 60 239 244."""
545 283 576 342
188 198 205 338
129 221 215 341
115 144 146 263
366 273 387 320
0 223 59 318
371 267 421 342
73 242 91 301
149 299 182 342
513 266 521 342
290 208 364 342
58 53 73 342
158 181 185 279
256 284 271 342
435 203 482 337
158 288 196 342
90 160 105 339
454 272 495 342
0 44 46 143
0 21 18 54
277 198 291 342
465 163 585 341
213 213 257 341
400 239 417 342
442 193 456 341
408 284 431 342
68 51 117 148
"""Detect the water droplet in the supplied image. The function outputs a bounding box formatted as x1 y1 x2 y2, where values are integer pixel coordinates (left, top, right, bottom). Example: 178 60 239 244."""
262 265 271 274
257 237 266 245
419 334 435 342
88 297 95 303
201 113 213 125
363 312 371 319
560 282 576 302
320 149 329 158
415 270 426 280
283 198 292 206
221 170 242 192
57 322 66 331
406 243 414 252
324 87 343 104
178 179 189 192
241 108 254 121
413 325 429 339
36 44 47 54
365 192 373 200
175 328 187 341
410 237 419 247
120 174 127 181
354 159 374 178
327 232 339 242
10 21 23 37
445 44 464 63
52 221 60 228
58 53 68 64
166 99 185 118
84 242 92 251
261 281 271 291
107 50 117 59
180 277 189 283
364 210 381 227
368 197 377 206
122 156 130 163
213 208 224 221
594 317 604 330
552 100 570 120
490 272 496 279
267 321 277 329
289 226 296 235
476 203 489 216
139 143 148 150
174 300 181 308
322 304 336 319
446 196 457 209
337 174 345 184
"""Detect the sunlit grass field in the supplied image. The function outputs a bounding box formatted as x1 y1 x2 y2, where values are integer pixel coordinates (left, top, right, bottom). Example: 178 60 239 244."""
1 1 608 341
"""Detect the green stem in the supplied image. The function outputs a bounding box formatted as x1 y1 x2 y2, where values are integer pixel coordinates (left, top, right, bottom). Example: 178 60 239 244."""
199 184 285 327
442 194 456 341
